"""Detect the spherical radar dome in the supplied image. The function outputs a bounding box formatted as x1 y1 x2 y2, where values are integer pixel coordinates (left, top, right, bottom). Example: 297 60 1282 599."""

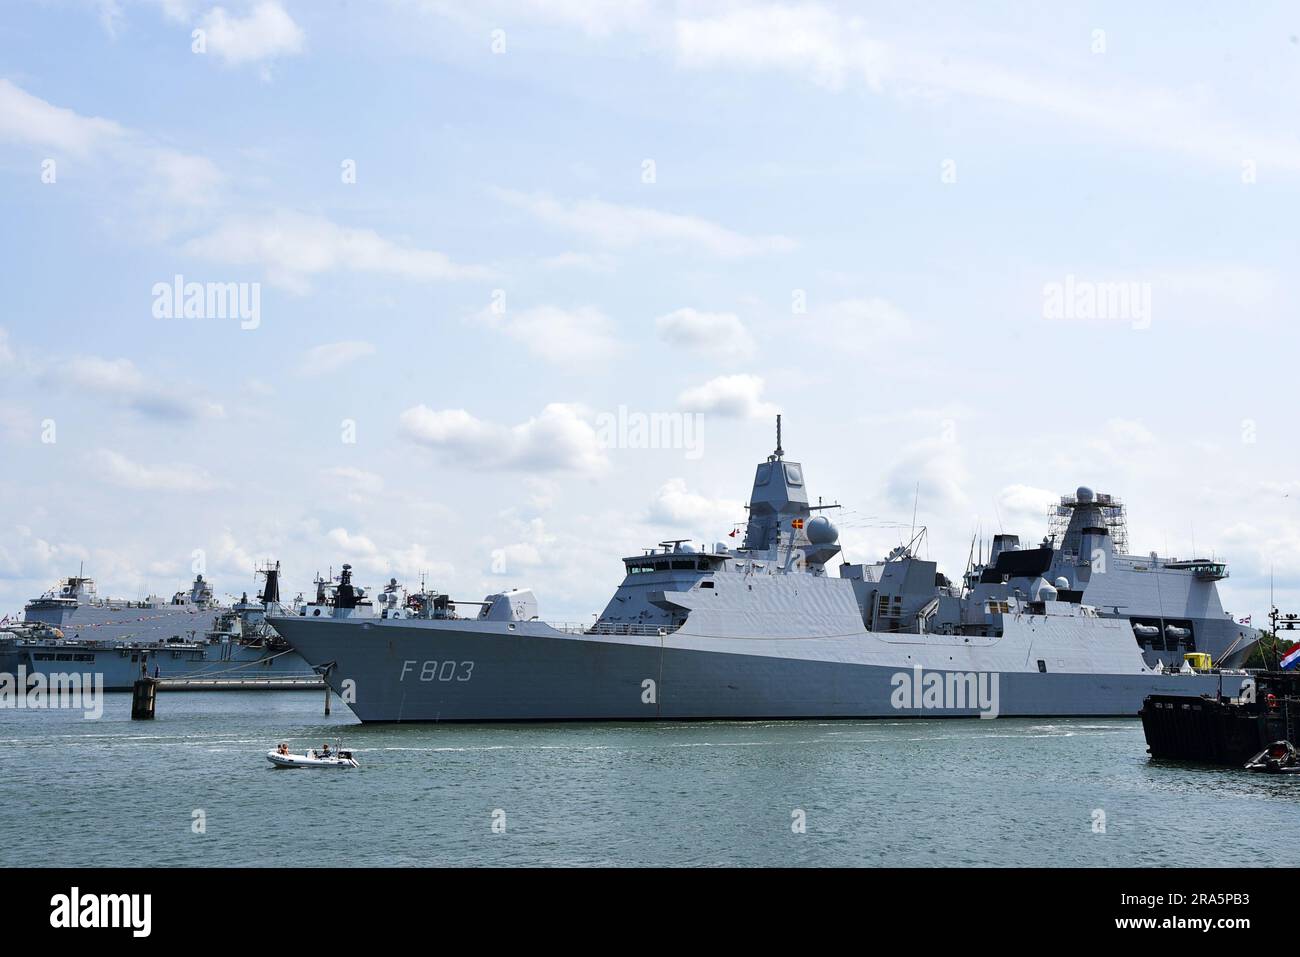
805 515 839 546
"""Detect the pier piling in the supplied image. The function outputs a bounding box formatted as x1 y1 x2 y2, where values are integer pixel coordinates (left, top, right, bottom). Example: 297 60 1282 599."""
131 678 157 720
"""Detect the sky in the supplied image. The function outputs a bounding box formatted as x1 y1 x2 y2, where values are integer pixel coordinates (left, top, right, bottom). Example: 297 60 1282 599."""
0 0 1298 624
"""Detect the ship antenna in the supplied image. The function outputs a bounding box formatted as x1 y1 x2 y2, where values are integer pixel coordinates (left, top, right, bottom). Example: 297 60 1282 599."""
910 482 919 547
774 414 783 460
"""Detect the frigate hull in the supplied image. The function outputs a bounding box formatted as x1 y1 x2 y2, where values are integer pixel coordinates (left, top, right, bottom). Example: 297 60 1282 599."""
270 615 1235 723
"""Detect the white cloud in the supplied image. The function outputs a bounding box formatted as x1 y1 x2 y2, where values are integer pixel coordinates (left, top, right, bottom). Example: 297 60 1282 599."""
63 356 225 422
148 148 224 205
321 467 386 506
95 0 125 36
98 0 197 33
199 1 305 67
0 80 221 207
656 308 755 362
65 356 144 393
675 5 887 91
404 0 652 38
399 402 609 474
184 211 492 292
322 528 455 581
322 467 385 495
884 437 969 512
365 543 455 581
998 484 1059 532
647 478 742 531
1105 418 1155 447
678 374 778 419
487 515 554 575
0 526 90 583
510 0 650 36
153 0 197 22
493 541 542 570
474 305 619 362
298 340 377 376
327 527 379 556
209 529 262 583
671 4 1300 173
495 189 795 258
94 449 222 492
0 79 125 156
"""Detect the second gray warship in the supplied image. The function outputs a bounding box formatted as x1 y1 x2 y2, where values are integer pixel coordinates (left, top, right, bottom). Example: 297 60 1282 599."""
0 563 316 690
271 420 1258 723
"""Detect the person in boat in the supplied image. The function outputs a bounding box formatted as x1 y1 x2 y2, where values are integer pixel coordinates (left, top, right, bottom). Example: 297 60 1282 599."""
321 743 332 757
277 743 289 756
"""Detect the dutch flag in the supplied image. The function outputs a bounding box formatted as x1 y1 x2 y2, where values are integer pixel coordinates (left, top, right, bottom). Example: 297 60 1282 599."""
1281 644 1300 671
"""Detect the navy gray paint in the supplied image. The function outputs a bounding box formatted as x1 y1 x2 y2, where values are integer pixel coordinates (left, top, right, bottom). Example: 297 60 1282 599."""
0 572 314 690
271 428 1256 723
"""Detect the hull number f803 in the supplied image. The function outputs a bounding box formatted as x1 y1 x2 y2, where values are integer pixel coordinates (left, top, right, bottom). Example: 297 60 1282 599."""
400 660 475 682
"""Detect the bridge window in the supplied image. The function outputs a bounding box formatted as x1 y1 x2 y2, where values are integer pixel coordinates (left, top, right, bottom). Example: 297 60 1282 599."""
1037 659 1047 673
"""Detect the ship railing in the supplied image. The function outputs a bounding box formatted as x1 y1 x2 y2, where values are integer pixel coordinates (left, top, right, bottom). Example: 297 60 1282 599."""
546 621 673 637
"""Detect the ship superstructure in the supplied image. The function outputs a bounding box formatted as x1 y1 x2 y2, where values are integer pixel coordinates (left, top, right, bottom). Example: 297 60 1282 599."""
968 488 1259 669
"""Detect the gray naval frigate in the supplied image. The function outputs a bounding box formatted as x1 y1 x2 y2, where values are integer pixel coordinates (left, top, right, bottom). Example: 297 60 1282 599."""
270 420 1258 723
0 563 315 690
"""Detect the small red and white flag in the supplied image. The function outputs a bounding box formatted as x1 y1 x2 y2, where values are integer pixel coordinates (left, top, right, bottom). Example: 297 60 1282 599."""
1281 644 1300 671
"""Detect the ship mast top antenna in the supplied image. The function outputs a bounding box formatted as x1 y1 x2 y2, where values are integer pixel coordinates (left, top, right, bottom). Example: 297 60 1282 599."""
772 414 784 460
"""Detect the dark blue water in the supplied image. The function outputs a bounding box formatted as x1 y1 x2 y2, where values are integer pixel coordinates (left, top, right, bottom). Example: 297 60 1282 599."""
1 692 1294 866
